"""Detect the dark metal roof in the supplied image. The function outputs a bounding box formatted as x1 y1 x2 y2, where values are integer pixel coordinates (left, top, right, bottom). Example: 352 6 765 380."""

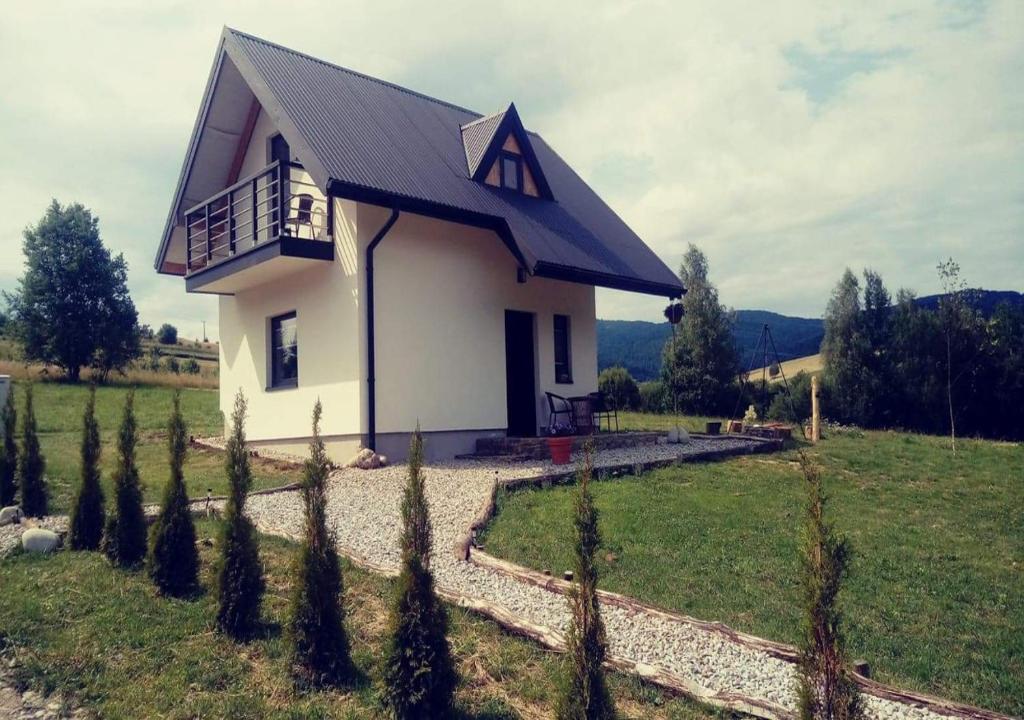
158 28 684 298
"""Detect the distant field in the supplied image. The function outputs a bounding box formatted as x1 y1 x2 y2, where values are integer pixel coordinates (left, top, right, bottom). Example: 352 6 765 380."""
745 352 822 383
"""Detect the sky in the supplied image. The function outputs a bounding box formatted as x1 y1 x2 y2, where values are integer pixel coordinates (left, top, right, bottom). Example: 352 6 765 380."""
1 0 1021 341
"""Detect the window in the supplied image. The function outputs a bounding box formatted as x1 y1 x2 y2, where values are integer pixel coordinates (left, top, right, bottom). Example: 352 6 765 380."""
270 312 298 389
553 314 572 384
500 152 522 192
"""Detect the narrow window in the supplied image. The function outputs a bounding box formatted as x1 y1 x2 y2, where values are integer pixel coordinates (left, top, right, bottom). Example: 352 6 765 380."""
270 311 298 388
553 314 572 384
500 153 522 191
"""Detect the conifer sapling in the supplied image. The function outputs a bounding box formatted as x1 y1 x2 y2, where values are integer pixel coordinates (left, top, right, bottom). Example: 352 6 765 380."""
382 427 457 719
216 390 264 638
796 453 863 720
0 387 17 507
103 390 147 567
289 400 353 687
557 441 615 720
17 384 47 517
148 390 199 596
68 385 105 550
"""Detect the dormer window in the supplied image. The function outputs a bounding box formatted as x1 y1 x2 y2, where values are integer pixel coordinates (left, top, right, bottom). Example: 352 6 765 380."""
500 152 523 192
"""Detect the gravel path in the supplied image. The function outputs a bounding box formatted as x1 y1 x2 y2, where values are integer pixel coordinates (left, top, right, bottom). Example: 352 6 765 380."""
244 438 953 720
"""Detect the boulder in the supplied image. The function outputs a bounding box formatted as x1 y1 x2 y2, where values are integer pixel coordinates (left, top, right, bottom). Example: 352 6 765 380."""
0 505 23 526
345 447 388 470
21 528 60 554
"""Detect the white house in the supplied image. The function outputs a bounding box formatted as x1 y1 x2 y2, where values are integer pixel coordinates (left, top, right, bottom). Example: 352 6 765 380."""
155 28 684 461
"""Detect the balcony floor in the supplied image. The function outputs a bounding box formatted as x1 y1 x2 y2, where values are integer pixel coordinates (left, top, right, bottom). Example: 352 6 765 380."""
185 235 334 294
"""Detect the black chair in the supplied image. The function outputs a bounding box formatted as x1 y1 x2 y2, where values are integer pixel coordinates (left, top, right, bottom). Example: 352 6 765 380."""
589 391 619 432
545 392 575 434
286 193 315 238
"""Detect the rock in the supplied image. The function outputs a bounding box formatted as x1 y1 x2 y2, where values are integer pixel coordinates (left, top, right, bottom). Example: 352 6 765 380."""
21 528 60 554
0 506 22 526
345 447 387 470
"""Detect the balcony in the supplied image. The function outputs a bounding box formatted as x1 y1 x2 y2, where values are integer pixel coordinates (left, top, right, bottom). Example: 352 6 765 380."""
184 161 333 293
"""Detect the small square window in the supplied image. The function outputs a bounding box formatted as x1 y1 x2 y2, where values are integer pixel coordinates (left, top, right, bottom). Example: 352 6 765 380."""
554 314 572 384
500 153 522 191
270 312 298 389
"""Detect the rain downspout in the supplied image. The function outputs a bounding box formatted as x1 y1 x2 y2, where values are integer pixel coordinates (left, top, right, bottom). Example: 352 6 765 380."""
365 208 400 451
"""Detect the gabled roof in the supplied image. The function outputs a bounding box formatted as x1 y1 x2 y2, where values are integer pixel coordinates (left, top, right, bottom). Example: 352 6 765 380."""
156 28 684 298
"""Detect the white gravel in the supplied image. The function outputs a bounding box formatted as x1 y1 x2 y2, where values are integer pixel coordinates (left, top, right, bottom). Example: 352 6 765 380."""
243 438 953 720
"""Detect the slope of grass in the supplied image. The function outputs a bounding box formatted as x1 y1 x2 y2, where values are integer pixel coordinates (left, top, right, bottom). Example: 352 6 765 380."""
744 353 822 383
481 425 1024 716
0 521 720 720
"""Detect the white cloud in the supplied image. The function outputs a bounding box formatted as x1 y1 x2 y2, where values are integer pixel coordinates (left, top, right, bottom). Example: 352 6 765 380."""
0 0 1020 337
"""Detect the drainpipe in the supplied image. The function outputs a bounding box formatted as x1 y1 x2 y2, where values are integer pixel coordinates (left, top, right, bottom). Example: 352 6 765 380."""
366 208 400 451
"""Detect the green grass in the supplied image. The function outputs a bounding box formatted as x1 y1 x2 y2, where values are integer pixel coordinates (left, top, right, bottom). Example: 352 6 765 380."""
481 421 1024 716
6 381 300 512
0 521 723 720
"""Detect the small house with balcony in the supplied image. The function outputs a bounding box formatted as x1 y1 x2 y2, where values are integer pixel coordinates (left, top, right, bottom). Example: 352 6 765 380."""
155 28 683 461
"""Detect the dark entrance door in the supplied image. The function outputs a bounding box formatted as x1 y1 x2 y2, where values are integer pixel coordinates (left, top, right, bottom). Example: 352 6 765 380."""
504 310 537 437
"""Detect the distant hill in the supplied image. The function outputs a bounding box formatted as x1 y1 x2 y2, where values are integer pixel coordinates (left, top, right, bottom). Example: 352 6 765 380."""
597 290 1022 381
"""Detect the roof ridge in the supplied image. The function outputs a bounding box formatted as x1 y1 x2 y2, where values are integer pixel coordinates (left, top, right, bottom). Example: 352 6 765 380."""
225 27 484 119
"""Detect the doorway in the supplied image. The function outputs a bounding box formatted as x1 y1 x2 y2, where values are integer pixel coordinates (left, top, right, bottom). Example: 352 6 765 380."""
504 310 537 437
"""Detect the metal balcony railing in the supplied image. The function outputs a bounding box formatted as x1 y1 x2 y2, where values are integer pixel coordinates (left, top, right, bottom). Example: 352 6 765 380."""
185 161 329 275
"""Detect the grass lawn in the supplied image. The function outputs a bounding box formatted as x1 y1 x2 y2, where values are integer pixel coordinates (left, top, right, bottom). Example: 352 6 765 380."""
0 521 719 720
481 420 1024 716
5 381 302 513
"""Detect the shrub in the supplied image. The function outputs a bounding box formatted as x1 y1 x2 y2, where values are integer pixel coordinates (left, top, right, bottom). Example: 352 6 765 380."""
289 400 353 687
382 427 457 718
182 358 201 375
68 386 105 550
157 323 178 345
598 366 640 410
638 380 668 413
797 454 863 720
163 356 180 375
103 390 147 568
557 442 615 720
148 390 199 596
0 387 16 507
17 384 47 517
216 391 264 639
146 346 162 372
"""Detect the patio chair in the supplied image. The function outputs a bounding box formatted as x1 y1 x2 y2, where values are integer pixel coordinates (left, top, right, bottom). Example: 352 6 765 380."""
589 391 619 432
286 193 315 238
545 392 575 435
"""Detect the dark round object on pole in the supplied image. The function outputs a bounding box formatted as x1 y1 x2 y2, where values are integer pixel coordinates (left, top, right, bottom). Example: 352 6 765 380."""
664 302 684 324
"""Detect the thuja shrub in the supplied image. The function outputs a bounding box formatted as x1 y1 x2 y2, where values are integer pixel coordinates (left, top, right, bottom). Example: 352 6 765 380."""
382 427 457 719
148 390 199 596
289 400 353 687
103 390 147 568
0 387 17 507
796 453 864 720
557 442 615 720
215 390 264 639
68 386 105 550
17 384 47 518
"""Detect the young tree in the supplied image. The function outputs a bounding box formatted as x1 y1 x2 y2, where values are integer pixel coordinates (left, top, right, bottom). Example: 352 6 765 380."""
936 259 982 456
3 201 140 381
0 388 16 507
216 391 265 638
17 385 47 517
382 427 456 718
103 390 147 567
289 400 353 687
661 244 739 414
558 442 615 720
68 386 105 550
157 323 178 345
148 390 199 596
796 454 863 720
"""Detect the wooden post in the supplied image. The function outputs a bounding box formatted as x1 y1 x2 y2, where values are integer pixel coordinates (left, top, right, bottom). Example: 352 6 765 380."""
811 374 821 443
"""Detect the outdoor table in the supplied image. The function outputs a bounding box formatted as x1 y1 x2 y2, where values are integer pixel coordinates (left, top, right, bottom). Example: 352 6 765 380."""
568 395 596 435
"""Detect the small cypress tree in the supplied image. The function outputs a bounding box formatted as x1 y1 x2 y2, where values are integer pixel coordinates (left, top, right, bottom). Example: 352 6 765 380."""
215 390 264 638
148 390 199 596
796 454 863 720
557 442 615 720
17 384 47 517
68 386 105 550
289 400 353 687
0 387 17 507
103 390 147 567
382 427 457 719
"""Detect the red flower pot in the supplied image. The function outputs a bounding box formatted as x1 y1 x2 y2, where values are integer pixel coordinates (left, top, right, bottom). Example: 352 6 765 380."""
547 436 574 465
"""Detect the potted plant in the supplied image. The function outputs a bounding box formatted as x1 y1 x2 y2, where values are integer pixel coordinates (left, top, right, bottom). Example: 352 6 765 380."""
546 422 575 465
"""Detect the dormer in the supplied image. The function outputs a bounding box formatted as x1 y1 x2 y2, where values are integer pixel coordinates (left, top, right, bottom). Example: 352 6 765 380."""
461 103 553 200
